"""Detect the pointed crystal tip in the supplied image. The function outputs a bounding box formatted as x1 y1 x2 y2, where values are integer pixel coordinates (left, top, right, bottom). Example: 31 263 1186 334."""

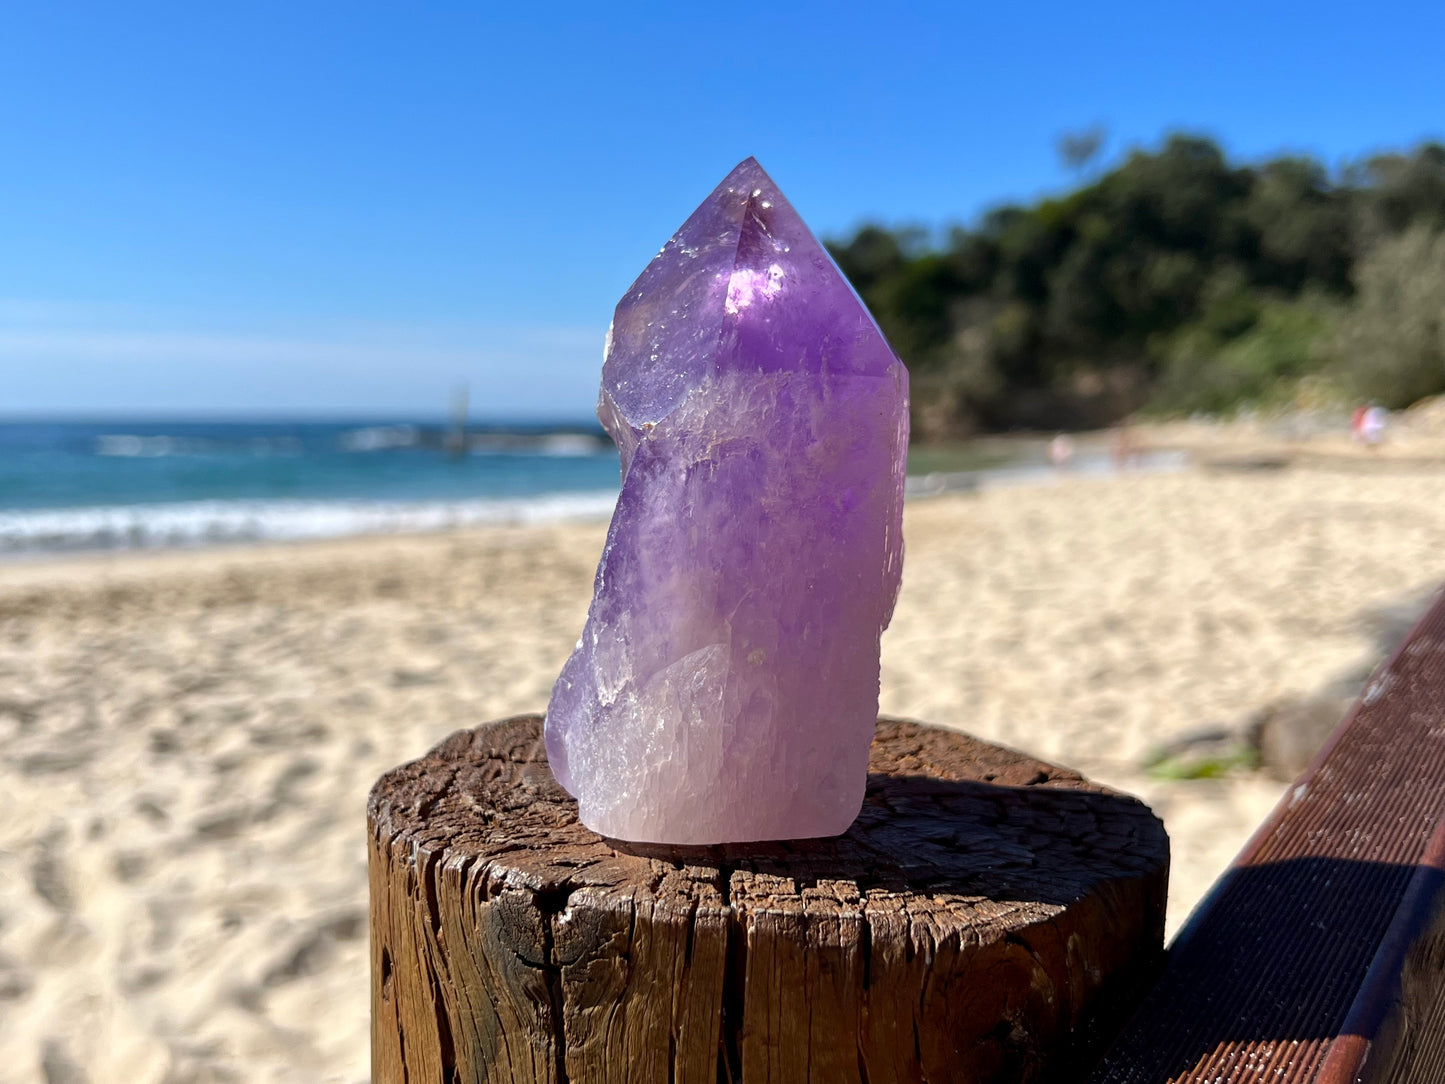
599 157 902 432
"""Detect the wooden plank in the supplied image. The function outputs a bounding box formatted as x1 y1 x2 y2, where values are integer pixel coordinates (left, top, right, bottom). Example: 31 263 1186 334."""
1090 587 1445 1084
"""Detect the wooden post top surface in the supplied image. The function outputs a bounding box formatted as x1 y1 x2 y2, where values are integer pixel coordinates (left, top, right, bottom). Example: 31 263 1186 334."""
369 715 1167 1084
369 714 1166 927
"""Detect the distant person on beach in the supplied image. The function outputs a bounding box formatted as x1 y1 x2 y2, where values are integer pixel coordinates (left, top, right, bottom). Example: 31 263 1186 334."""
1049 432 1076 470
1351 404 1368 445
1363 405 1388 448
1352 404 1387 449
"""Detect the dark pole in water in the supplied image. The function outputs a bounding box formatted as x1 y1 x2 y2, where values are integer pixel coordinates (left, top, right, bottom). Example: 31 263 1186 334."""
446 384 469 459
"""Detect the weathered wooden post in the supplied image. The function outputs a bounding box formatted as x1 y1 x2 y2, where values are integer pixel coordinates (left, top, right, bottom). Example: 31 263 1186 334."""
369 715 1168 1084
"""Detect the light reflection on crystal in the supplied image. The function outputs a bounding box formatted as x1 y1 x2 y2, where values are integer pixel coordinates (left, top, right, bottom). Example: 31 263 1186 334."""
724 263 785 314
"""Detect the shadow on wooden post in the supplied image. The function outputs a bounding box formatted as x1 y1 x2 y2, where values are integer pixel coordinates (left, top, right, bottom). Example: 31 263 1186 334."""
368 716 1169 1084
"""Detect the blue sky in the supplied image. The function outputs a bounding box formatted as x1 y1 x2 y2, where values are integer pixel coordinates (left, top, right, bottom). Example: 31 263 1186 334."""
3 2 1442 419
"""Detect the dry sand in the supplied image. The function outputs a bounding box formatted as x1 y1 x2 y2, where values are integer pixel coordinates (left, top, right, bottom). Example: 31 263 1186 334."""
4 458 1445 1083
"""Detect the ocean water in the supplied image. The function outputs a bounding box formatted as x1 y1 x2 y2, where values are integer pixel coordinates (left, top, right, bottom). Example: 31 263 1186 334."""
0 419 1189 557
0 419 623 555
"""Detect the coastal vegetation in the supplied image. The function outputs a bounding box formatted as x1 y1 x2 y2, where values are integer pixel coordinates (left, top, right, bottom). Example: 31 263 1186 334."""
826 136 1445 438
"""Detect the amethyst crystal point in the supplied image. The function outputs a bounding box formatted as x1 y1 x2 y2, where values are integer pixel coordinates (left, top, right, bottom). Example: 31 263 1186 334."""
545 158 909 844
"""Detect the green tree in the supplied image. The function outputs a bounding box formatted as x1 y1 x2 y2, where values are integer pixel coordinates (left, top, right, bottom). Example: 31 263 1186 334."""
1245 157 1353 293
1335 225 1445 408
1355 144 1445 236
1154 293 1337 414
825 136 1445 437
1055 124 1108 175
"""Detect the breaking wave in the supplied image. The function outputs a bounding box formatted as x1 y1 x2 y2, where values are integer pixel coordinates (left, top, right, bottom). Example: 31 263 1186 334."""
94 433 307 457
0 493 620 556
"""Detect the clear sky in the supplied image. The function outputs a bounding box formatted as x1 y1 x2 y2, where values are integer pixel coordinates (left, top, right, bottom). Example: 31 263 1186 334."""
3 1 1442 420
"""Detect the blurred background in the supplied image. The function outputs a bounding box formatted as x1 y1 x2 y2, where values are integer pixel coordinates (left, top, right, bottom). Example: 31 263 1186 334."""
3 3 1445 1083
3 2 1445 546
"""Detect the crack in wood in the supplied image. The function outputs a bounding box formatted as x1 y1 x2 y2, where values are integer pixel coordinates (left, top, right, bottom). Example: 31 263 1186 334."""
536 886 574 1084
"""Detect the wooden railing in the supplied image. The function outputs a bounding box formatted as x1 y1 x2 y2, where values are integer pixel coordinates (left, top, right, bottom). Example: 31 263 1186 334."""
1089 586 1445 1083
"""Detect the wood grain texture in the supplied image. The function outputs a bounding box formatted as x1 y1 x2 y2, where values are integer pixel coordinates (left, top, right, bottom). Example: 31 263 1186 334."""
1089 587 1445 1084
369 715 1168 1084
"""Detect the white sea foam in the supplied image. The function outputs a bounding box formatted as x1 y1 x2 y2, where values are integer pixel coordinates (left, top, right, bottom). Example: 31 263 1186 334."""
95 434 192 457
338 425 419 451
94 434 305 457
0 492 621 556
536 433 610 456
462 432 612 456
2 449 1189 556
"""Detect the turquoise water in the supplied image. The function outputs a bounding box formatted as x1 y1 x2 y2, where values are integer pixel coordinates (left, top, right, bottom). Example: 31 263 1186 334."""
0 419 1186 555
0 419 622 553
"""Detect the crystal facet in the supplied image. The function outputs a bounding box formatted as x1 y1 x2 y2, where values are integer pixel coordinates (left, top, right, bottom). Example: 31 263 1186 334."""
545 158 909 844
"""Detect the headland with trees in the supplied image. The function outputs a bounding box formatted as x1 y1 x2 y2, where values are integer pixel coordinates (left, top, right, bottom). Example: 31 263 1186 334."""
825 135 1445 439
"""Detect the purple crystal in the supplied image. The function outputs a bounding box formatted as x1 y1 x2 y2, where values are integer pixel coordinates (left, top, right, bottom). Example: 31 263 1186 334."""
545 158 909 844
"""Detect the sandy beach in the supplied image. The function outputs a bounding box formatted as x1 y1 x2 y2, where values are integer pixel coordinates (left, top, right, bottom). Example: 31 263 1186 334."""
4 455 1445 1083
